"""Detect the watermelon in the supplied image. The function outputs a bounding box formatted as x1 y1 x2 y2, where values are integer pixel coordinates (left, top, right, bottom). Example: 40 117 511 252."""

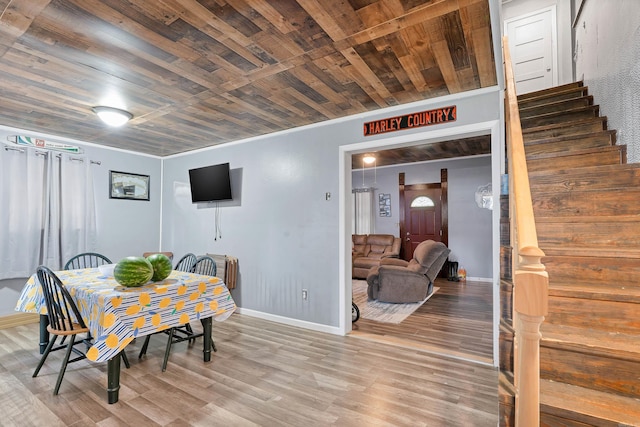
114 256 153 287
146 253 173 281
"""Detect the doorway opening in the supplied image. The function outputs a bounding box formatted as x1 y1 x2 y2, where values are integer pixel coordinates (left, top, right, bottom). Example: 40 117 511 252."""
339 119 502 367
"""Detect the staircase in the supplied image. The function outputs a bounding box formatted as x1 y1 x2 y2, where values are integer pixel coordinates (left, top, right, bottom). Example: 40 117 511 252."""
500 82 640 426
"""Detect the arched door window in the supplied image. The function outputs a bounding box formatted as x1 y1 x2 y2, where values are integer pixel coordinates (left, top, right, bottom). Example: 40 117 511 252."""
410 196 435 208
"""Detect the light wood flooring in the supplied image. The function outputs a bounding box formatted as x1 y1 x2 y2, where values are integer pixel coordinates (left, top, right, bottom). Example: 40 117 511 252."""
351 278 494 365
0 313 498 426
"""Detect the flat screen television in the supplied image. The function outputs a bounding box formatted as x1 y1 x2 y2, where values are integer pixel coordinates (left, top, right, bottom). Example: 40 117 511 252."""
188 163 232 202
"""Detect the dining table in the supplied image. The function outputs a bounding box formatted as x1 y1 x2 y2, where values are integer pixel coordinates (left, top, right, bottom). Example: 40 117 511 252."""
15 267 236 403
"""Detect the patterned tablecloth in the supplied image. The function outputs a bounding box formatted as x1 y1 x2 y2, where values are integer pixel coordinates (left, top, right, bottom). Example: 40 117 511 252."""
15 268 236 362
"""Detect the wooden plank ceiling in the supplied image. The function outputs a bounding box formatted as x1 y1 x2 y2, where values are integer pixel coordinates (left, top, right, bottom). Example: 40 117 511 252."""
0 0 496 162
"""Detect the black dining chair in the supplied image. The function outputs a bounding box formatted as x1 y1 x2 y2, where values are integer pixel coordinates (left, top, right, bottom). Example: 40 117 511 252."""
192 255 217 277
174 252 197 272
33 266 129 395
138 254 218 371
64 252 112 270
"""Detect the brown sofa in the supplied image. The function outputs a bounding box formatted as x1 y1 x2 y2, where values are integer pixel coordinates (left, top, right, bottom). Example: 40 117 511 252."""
366 240 450 303
352 234 401 279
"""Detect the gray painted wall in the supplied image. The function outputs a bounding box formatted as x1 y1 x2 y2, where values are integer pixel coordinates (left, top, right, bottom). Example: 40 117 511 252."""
161 88 502 328
0 125 162 315
573 0 640 163
353 156 493 280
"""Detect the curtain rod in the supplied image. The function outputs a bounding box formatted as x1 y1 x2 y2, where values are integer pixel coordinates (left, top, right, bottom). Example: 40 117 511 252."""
4 145 100 164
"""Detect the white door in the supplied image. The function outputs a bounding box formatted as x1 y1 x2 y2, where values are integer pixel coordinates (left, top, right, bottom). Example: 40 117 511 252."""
504 7 557 94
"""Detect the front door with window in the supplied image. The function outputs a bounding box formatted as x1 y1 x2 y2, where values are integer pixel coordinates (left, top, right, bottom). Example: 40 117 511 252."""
401 186 443 261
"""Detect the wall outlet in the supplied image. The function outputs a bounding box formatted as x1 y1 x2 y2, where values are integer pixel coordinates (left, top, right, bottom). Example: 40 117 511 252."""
302 289 308 300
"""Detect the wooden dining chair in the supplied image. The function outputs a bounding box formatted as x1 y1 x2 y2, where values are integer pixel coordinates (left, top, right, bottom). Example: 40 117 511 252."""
138 254 218 371
33 266 129 395
64 252 112 270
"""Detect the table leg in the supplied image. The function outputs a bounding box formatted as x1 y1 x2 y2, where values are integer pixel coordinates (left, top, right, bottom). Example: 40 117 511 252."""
201 317 212 362
107 355 121 404
39 315 49 354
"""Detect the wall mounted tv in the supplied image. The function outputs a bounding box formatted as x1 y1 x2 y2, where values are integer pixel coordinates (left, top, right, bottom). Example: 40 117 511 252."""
188 162 232 203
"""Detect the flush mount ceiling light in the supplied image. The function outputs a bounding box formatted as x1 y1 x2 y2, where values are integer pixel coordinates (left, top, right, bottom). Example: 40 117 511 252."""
92 106 133 127
362 154 376 164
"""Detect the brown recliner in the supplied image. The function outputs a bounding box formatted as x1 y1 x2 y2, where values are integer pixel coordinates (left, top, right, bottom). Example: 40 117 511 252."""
352 234 401 279
366 240 450 303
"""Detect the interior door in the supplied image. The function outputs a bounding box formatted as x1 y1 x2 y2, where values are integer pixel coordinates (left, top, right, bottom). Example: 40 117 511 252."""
401 186 443 261
504 6 557 94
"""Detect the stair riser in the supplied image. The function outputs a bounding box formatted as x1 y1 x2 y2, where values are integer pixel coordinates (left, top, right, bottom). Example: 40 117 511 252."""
524 119 606 141
520 97 593 119
532 190 640 217
521 108 599 129
527 150 623 172
544 254 640 282
518 89 589 110
525 135 613 156
537 223 640 248
540 345 640 398
517 82 584 102
529 164 640 192
546 295 640 335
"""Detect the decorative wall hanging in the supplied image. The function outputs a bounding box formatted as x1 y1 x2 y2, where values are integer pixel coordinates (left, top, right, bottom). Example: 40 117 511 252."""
8 135 83 154
109 171 150 201
379 193 391 217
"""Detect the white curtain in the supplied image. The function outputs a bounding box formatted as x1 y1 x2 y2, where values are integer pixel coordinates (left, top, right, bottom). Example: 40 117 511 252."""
352 189 375 235
0 146 97 279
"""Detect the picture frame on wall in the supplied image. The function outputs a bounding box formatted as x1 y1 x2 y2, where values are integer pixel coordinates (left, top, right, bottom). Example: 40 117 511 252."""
379 193 391 217
109 170 150 201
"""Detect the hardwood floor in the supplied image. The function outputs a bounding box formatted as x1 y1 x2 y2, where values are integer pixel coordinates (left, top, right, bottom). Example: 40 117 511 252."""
0 314 498 426
351 278 494 365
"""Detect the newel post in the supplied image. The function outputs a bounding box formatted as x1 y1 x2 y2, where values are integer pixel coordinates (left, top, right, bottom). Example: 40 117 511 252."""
514 246 548 426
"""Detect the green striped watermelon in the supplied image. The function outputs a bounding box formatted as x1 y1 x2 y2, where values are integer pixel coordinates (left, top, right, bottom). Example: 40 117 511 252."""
114 256 153 287
146 253 172 281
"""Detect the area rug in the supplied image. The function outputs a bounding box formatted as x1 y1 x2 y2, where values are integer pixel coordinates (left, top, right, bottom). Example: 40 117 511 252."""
352 280 439 324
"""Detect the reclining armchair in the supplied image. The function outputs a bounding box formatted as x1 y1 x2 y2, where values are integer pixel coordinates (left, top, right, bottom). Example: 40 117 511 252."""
366 240 450 303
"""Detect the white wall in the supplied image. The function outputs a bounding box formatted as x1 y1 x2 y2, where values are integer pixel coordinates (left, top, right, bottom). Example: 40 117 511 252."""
502 0 574 86
0 125 162 315
573 0 640 163
353 156 493 280
161 88 502 329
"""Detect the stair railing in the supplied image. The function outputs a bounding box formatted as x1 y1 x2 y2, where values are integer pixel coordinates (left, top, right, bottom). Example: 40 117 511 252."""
502 36 549 426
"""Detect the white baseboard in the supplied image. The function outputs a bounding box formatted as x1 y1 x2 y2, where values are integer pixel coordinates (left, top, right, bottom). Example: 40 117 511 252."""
235 307 342 336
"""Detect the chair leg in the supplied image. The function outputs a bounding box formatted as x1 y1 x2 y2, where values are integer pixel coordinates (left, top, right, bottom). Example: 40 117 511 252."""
53 335 77 395
212 336 217 353
33 336 57 377
139 335 152 359
121 350 130 369
162 328 175 372
185 323 196 345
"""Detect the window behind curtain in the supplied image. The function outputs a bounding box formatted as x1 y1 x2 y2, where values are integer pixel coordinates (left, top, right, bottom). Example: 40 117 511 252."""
0 146 97 279
352 188 375 235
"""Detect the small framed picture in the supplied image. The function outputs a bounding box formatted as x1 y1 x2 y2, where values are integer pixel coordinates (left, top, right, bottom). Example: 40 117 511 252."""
379 193 391 217
109 171 150 201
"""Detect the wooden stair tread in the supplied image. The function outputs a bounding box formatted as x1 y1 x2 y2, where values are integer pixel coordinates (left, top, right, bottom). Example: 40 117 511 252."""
520 105 600 127
540 380 640 425
523 116 607 135
535 214 640 223
519 95 593 117
526 144 623 161
541 324 640 361
517 81 584 101
547 279 640 303
524 130 615 147
541 244 640 259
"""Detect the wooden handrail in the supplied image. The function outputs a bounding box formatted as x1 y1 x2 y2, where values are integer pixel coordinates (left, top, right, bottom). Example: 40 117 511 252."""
502 36 549 426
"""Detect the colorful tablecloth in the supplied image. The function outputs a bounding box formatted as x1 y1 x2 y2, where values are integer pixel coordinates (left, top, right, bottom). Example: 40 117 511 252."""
15 268 236 362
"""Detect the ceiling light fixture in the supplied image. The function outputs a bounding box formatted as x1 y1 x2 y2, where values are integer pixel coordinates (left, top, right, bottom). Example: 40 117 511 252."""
363 154 376 164
92 106 133 127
